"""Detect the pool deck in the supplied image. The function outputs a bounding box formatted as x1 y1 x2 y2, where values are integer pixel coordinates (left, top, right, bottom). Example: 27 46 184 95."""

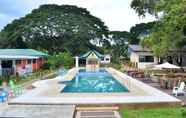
8 67 181 107
136 77 186 106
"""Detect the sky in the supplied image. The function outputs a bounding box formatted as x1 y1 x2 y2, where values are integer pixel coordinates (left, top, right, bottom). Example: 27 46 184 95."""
0 0 156 31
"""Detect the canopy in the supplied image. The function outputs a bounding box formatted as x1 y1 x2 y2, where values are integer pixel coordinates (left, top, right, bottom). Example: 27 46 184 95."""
154 62 181 69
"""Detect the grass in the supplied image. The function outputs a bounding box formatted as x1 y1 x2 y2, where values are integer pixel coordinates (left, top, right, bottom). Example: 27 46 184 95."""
120 107 186 118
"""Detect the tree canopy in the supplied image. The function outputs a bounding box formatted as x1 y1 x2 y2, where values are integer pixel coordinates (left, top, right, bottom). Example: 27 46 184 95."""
130 21 155 44
0 4 108 55
132 0 186 61
130 0 160 16
0 3 162 62
109 31 131 62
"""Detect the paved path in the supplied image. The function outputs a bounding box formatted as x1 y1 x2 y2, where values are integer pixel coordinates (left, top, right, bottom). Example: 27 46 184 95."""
137 78 186 106
0 105 75 118
0 103 8 111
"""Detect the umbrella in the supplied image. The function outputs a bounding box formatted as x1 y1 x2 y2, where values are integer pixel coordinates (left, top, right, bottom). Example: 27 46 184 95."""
154 62 181 69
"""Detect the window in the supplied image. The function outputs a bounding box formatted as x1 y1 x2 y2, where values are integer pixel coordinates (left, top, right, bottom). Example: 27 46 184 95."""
16 60 21 65
139 56 154 62
88 60 98 64
33 59 36 64
27 59 32 64
105 58 110 61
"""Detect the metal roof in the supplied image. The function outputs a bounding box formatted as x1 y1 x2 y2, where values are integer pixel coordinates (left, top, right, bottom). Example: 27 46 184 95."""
0 55 40 59
128 45 152 52
0 49 48 57
80 50 104 59
129 45 186 52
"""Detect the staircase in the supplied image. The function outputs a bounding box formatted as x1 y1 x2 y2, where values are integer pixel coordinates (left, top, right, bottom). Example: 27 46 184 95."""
75 107 121 118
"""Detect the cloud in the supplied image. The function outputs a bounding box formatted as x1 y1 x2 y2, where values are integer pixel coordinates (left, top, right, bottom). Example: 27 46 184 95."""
0 0 156 31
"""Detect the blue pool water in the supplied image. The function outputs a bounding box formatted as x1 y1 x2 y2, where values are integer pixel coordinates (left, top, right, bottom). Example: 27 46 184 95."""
61 69 129 93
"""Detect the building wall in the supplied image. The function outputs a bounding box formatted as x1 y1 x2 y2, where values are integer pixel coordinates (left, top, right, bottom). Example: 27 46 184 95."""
130 51 158 69
32 58 44 72
15 57 44 75
101 55 111 64
86 53 100 71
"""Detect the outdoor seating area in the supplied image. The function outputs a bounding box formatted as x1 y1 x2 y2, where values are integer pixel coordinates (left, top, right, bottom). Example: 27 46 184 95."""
123 62 186 106
127 71 145 79
124 63 186 90
0 80 24 103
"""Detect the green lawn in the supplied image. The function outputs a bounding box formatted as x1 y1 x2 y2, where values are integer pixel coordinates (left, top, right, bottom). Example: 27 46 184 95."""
120 107 186 118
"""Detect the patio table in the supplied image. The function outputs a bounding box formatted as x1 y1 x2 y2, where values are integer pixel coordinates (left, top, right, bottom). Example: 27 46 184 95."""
158 75 184 89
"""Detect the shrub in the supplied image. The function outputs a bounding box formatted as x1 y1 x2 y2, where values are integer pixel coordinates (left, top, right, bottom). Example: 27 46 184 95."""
41 62 51 70
0 79 2 86
47 51 74 69
59 52 74 68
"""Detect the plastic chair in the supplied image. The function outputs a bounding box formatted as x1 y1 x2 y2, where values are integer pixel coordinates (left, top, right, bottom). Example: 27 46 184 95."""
0 91 8 102
9 80 23 96
172 82 185 96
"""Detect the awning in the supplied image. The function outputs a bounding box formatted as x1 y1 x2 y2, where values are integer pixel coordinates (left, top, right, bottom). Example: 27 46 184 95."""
154 62 181 69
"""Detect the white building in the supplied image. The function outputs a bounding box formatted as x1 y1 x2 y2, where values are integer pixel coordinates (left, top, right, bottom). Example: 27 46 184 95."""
128 45 158 69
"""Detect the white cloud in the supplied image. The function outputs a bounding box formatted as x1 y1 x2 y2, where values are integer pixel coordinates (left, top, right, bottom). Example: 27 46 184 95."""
0 0 156 31
44 0 156 31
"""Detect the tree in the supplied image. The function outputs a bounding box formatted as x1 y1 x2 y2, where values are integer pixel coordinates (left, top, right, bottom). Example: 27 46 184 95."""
109 31 132 63
0 5 108 55
131 0 160 16
130 21 155 44
131 0 186 65
46 51 74 69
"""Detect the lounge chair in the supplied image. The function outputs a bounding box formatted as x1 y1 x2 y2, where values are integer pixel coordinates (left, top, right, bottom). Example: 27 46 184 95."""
172 82 185 96
0 91 8 102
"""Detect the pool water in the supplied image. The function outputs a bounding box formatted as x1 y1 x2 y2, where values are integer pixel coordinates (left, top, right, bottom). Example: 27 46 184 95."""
61 69 129 93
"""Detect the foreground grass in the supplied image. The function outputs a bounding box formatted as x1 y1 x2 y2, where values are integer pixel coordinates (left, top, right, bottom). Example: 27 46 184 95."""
120 107 186 118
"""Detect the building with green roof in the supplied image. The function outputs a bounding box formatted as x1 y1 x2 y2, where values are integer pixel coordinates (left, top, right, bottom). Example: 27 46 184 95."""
0 49 48 76
78 50 110 71
79 50 104 59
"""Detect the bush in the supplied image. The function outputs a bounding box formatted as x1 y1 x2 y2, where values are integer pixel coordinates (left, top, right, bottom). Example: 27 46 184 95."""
0 79 2 86
110 63 121 70
47 51 74 69
60 52 74 68
41 62 51 70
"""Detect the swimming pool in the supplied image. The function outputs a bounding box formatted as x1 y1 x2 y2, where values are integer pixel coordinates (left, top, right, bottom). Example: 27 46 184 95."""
61 69 129 93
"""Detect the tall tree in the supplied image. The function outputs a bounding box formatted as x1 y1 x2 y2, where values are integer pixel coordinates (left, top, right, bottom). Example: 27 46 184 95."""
130 21 155 44
131 0 160 16
132 0 186 65
0 5 108 55
109 31 132 62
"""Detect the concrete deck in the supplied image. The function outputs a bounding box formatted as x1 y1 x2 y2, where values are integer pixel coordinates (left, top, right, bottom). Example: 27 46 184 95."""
0 105 75 118
9 68 181 107
137 78 186 106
